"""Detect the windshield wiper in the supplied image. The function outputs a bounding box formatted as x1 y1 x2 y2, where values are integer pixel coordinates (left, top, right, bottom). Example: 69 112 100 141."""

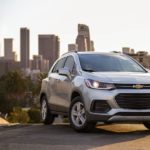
82 69 95 72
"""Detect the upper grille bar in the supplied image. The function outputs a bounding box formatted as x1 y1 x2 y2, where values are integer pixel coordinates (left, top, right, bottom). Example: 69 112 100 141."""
114 84 150 89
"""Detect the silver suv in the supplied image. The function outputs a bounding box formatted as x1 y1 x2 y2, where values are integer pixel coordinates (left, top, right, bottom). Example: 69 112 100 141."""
40 51 150 132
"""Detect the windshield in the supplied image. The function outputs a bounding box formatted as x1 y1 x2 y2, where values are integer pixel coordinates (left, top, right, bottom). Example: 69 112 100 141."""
78 54 146 72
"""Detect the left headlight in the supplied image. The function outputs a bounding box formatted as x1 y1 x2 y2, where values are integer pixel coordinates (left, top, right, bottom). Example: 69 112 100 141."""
85 79 115 90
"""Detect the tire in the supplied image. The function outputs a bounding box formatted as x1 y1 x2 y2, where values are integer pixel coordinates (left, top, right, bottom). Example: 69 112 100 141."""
143 122 150 130
41 96 55 125
69 96 96 132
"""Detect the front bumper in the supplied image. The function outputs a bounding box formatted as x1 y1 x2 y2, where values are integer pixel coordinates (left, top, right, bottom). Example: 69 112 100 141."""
83 87 150 122
87 109 150 122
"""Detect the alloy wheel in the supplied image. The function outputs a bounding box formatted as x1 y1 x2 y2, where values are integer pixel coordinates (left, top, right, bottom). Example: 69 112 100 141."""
41 100 47 120
71 101 86 127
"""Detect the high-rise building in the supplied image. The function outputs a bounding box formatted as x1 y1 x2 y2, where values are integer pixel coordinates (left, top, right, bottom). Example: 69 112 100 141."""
38 34 60 67
4 38 14 60
31 55 49 72
12 51 18 61
0 58 21 77
127 50 150 69
90 40 95 51
122 47 134 54
20 27 30 69
76 35 87 51
68 44 78 51
76 24 92 51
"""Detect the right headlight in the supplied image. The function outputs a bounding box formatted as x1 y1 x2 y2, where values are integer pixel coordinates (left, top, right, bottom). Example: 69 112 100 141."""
85 79 115 90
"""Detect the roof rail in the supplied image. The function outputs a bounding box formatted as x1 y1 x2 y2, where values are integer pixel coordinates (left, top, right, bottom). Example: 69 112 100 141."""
111 51 120 53
62 50 78 56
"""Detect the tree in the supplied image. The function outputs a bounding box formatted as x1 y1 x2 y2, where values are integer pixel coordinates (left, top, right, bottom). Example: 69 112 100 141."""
32 72 47 96
0 71 27 99
0 71 47 114
0 71 28 113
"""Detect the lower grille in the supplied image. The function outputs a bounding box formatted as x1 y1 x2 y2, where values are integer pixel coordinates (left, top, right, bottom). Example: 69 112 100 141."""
91 100 111 113
115 112 150 116
116 93 150 109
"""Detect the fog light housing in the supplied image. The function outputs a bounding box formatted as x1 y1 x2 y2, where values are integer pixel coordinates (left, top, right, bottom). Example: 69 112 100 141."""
91 100 111 113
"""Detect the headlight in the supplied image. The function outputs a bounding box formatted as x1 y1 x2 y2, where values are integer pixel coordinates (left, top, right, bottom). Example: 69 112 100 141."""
85 79 115 90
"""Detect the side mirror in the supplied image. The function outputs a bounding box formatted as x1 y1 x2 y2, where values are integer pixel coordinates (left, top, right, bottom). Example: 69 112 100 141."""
58 68 70 76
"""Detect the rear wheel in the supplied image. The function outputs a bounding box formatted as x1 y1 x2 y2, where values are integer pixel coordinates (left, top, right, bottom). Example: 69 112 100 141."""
143 122 150 130
69 96 96 132
41 96 55 125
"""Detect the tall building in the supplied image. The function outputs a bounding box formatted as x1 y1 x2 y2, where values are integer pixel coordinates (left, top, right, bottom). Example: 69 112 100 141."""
38 34 60 67
90 40 95 51
76 35 87 51
31 55 49 72
76 24 92 51
127 51 150 69
20 27 30 69
122 47 134 54
4 38 14 60
68 44 78 51
0 58 21 77
12 51 18 61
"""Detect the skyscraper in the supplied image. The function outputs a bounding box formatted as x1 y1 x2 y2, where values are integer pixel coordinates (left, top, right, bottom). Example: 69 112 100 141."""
90 40 95 51
76 24 91 51
31 55 49 72
38 34 60 67
122 47 134 54
4 38 14 60
68 43 78 51
76 35 87 51
20 27 30 69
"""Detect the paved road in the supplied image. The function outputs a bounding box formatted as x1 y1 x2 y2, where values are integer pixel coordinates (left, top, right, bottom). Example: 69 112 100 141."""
0 123 150 150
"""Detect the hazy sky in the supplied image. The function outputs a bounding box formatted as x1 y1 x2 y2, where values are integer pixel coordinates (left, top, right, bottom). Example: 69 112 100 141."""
1 0 150 60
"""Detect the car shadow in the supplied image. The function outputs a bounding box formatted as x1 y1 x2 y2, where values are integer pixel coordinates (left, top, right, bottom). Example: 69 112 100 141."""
44 123 150 149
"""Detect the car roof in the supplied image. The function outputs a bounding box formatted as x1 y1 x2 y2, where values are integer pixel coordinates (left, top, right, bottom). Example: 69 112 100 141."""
62 51 125 57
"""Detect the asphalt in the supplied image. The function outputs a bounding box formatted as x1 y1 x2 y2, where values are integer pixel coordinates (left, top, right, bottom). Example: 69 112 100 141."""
0 123 150 150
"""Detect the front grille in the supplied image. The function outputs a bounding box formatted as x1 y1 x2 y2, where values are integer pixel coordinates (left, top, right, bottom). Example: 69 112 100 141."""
91 100 111 113
116 93 150 109
115 84 150 89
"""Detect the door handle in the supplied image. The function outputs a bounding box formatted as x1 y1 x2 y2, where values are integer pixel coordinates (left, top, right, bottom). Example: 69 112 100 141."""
56 79 61 82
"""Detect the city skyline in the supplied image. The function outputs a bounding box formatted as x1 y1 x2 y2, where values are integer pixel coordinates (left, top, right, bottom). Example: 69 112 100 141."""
1 0 150 58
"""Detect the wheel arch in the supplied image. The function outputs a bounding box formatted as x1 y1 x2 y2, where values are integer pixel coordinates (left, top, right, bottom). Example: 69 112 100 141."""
71 90 83 101
40 92 47 104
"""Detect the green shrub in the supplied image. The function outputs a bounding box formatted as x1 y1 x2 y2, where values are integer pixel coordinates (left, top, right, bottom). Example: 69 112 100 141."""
28 108 41 123
8 107 30 123
63 118 69 123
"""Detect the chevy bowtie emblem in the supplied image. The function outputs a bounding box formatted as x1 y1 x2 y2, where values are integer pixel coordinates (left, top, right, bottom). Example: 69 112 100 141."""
133 84 144 89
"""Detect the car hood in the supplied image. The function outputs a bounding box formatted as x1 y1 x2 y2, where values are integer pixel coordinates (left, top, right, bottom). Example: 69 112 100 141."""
89 72 150 84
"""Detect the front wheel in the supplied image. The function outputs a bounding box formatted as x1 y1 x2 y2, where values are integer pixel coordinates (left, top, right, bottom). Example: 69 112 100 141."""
41 96 55 125
143 122 150 130
69 96 96 132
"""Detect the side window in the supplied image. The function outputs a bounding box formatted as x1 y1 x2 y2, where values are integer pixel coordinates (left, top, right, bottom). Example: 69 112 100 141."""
64 56 75 73
52 57 66 73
